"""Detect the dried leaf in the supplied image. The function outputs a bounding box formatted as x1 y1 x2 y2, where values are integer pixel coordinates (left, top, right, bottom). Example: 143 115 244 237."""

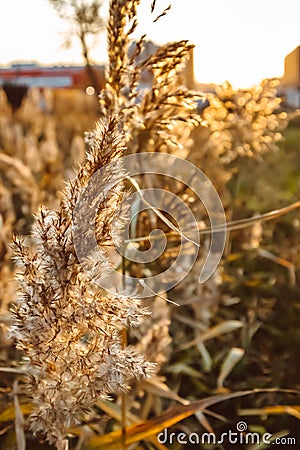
153 5 171 23
201 320 244 342
140 379 189 405
217 347 245 388
196 341 213 372
85 389 295 449
239 405 300 420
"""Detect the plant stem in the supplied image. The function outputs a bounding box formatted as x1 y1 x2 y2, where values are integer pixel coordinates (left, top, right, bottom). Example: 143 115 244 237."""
121 255 128 450
57 439 68 450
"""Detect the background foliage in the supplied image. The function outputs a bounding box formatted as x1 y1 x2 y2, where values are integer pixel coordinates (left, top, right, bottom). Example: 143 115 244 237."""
0 1 299 449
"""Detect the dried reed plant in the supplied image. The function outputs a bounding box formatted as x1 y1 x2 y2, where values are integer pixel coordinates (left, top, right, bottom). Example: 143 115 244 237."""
10 115 154 448
0 183 16 315
188 79 289 195
97 0 208 389
81 1 208 435
98 0 203 387
0 90 42 316
101 0 203 157
5 2 295 448
202 79 288 163
0 88 62 210
0 87 97 319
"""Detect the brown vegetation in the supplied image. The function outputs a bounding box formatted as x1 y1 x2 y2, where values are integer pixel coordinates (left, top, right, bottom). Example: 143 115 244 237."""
0 1 299 449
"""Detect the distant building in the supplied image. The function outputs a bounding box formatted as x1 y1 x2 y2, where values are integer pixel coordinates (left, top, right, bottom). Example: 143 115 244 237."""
128 40 158 84
281 46 300 108
0 41 196 107
0 63 105 91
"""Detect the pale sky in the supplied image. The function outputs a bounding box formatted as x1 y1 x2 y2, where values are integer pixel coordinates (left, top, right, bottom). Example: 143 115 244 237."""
1 0 300 88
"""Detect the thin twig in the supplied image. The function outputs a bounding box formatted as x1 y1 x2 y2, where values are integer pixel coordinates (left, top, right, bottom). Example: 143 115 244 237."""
126 176 200 248
153 4 171 22
125 200 300 244
0 367 27 374
13 380 26 450
151 0 156 13
138 279 179 306
121 255 128 450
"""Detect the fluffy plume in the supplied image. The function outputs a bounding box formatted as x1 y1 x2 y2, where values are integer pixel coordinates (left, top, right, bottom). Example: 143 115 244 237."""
11 116 154 446
101 0 203 156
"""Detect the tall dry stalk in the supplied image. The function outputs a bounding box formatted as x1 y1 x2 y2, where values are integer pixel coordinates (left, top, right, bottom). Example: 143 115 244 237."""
10 1 211 446
11 116 154 448
100 0 205 374
101 0 203 156
96 0 204 437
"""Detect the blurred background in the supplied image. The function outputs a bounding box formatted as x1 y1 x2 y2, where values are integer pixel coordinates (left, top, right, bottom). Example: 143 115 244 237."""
0 1 299 449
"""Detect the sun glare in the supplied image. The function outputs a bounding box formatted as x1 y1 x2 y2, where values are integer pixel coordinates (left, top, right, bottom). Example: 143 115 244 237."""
0 0 300 88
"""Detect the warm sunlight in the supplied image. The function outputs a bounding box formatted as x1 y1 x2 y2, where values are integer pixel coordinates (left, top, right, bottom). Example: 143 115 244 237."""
1 0 300 88
0 2 299 449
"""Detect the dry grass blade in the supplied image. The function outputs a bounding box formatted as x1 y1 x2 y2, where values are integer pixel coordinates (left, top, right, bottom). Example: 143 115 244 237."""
150 0 156 13
196 340 212 372
239 405 300 420
0 367 28 374
85 389 298 449
0 425 11 436
97 399 169 450
220 200 300 233
179 320 244 351
153 5 171 23
12 381 26 450
257 248 296 285
194 411 214 433
140 379 189 405
138 279 179 306
217 347 245 389
125 200 300 244
197 320 244 341
126 175 200 249
98 399 137 424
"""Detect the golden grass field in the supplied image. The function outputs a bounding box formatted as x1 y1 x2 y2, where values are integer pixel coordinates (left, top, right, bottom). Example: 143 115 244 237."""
0 1 300 449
